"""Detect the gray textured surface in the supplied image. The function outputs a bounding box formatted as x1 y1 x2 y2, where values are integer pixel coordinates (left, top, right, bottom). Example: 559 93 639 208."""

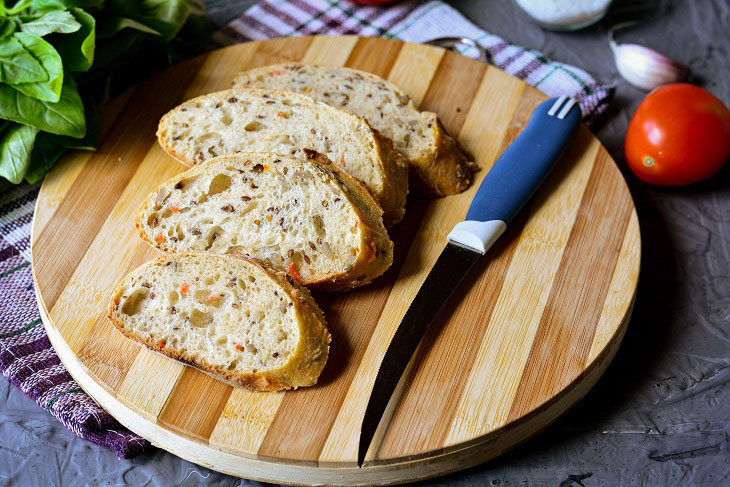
3 1 730 485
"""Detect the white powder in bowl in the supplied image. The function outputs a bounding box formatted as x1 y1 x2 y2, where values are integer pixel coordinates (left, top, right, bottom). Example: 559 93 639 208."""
515 0 611 26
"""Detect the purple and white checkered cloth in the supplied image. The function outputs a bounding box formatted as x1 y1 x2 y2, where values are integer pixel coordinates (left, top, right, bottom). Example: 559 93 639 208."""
0 0 615 459
217 0 616 125
0 183 148 459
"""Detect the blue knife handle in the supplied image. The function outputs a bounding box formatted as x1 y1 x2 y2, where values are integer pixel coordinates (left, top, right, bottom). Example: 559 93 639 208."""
447 96 581 253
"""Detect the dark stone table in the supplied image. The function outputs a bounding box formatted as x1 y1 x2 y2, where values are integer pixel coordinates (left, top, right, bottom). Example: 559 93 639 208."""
2 1 728 485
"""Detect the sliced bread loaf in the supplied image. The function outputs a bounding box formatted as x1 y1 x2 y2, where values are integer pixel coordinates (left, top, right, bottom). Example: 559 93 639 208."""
232 63 477 198
157 88 408 227
136 152 393 291
108 254 330 391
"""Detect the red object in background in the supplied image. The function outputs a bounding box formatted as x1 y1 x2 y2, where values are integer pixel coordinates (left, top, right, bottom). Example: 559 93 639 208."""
351 0 399 4
625 83 730 186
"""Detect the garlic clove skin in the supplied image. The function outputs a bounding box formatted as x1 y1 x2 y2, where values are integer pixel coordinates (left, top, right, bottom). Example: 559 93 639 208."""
611 42 690 91
609 23 690 91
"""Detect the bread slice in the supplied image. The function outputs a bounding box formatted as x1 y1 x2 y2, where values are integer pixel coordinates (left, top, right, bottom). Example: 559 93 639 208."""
108 254 330 391
157 88 408 227
136 152 393 291
232 63 477 198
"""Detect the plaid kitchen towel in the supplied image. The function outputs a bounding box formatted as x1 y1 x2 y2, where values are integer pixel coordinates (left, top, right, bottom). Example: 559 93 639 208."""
0 182 149 459
0 0 615 460
217 0 616 125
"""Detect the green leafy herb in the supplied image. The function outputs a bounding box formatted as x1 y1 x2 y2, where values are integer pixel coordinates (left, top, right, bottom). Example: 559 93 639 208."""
0 0 211 184
57 97 98 148
20 10 81 36
0 122 39 184
0 18 17 39
137 0 190 39
0 75 84 137
50 7 95 72
0 33 47 83
4 0 33 16
23 130 66 183
30 0 104 12
97 16 161 38
12 32 63 102
92 28 141 68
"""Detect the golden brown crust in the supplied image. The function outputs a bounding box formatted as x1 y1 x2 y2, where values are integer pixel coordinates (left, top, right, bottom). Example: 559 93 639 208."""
107 254 330 392
156 89 408 226
301 150 394 291
135 152 394 291
369 127 408 227
233 63 474 200
408 113 479 198
156 109 193 168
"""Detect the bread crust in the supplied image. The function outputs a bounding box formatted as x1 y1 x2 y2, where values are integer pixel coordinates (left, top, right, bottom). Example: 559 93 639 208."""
409 113 479 198
107 254 330 392
233 63 477 199
367 128 409 227
298 149 395 290
156 88 407 227
135 151 393 291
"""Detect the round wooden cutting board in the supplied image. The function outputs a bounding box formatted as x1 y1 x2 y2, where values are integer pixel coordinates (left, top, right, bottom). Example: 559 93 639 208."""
31 36 640 486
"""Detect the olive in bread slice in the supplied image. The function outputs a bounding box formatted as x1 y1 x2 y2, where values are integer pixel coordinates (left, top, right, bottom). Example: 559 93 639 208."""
233 63 477 198
108 253 330 391
136 152 393 291
157 88 408 227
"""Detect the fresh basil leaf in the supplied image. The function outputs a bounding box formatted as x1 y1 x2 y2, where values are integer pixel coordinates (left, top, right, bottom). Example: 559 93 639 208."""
0 75 85 137
30 0 104 11
30 0 71 9
23 131 67 183
102 0 184 39
97 16 161 39
21 10 82 37
138 0 189 39
5 0 33 15
22 99 98 183
50 7 94 72
93 29 143 69
0 123 39 184
12 32 63 102
0 18 18 40
57 97 98 149
0 34 47 84
140 0 189 26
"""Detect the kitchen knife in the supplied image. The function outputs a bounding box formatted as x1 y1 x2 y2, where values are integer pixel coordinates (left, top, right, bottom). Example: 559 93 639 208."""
357 95 582 467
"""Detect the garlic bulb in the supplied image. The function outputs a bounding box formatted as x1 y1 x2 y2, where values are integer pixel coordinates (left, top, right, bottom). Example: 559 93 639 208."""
609 23 689 91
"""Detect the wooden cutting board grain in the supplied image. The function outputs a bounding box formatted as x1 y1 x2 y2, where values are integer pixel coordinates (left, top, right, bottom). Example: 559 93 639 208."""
31 36 640 486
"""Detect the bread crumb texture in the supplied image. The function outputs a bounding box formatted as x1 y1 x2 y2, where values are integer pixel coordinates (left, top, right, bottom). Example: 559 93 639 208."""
108 254 330 391
233 64 475 197
157 88 408 225
137 152 393 291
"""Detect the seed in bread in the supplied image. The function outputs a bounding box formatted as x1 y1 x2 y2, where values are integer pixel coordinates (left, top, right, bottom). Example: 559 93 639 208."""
232 63 477 198
136 152 393 291
107 254 330 391
157 88 408 227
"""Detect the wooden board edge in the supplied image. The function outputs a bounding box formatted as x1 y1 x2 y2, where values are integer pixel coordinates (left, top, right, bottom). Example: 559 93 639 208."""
34 270 635 485
27 36 642 479
30 188 43 263
362 283 639 466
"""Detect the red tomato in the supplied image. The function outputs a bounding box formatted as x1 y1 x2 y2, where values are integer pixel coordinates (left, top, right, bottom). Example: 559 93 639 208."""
625 83 730 186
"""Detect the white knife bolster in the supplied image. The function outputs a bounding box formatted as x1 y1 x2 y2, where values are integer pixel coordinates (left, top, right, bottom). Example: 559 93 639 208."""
447 220 507 254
